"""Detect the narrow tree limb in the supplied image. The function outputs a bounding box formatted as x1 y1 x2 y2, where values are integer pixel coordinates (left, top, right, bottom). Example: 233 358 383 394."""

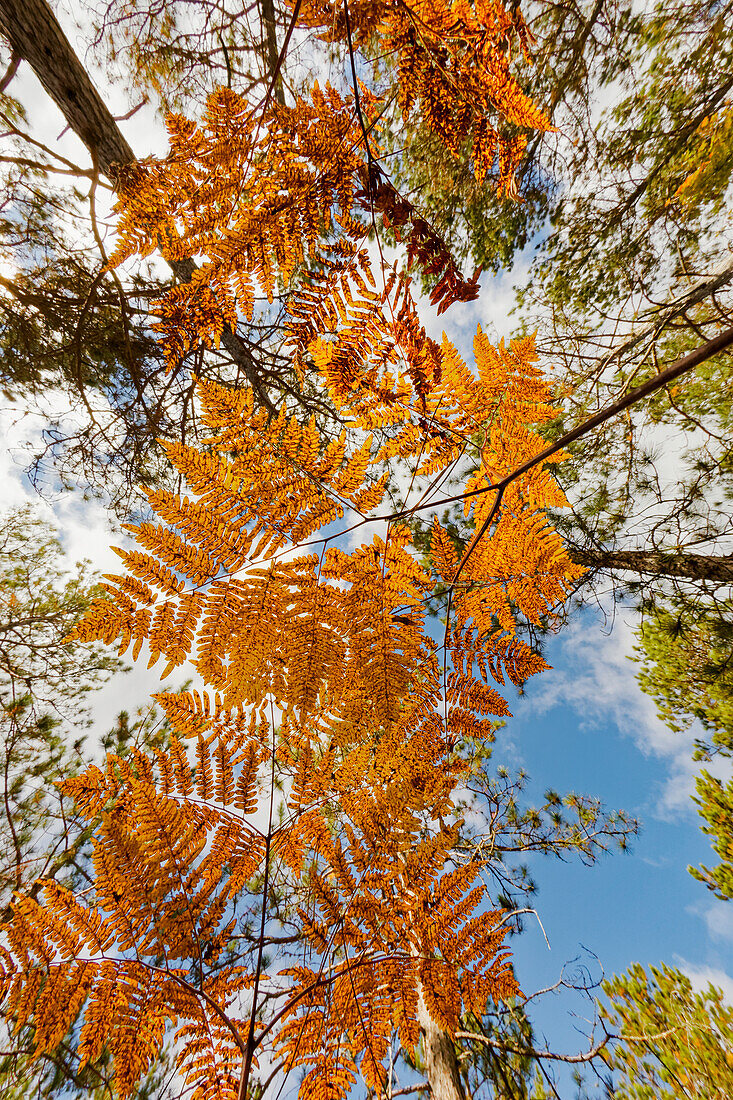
270 326 733 564
456 1029 612 1065
0 0 274 410
548 0 605 115
456 1024 686 1065
596 252 733 373
396 324 733 520
381 1087 426 1098
0 45 19 93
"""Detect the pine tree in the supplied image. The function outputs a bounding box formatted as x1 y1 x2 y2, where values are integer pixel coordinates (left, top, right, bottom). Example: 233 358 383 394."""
0 506 171 1098
597 963 733 1100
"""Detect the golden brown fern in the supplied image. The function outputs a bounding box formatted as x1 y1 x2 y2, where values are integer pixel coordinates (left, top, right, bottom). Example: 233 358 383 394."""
294 0 551 194
109 0 551 379
0 13 579 1096
13 317 580 1097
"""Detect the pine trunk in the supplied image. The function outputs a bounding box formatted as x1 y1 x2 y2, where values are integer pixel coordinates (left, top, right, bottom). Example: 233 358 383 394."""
571 547 733 585
0 0 133 175
0 0 270 405
417 986 466 1100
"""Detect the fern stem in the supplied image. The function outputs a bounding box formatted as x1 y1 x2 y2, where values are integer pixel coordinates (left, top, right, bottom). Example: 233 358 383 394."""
238 708 277 1100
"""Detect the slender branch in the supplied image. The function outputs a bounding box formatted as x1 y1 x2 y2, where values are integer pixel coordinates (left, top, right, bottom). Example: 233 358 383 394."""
609 75 733 227
247 325 733 567
594 253 733 374
456 1029 611 1064
238 708 277 1100
423 325 733 521
253 0 301 121
344 0 375 169
455 1024 687 1065
381 1087 427 1098
492 908 551 949
0 46 18 91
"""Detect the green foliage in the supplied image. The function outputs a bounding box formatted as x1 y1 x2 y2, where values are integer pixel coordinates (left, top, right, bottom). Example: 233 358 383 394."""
458 1001 545 1100
0 159 185 506
383 120 551 277
631 592 733 903
389 0 733 555
383 1 733 291
528 2 733 317
0 506 175 1098
0 3 300 513
0 505 122 716
0 504 124 906
690 771 733 900
398 8 733 849
87 0 290 113
0 1029 173 1100
635 596 733 760
598 963 733 1100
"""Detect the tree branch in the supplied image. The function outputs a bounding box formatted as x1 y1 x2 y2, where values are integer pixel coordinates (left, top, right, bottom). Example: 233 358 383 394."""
456 1024 688 1065
0 0 274 411
595 252 733 373
570 547 733 585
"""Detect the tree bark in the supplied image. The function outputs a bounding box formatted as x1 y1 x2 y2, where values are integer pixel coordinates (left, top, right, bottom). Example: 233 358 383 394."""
260 0 285 106
416 986 466 1100
0 0 135 175
0 0 272 409
571 547 733 585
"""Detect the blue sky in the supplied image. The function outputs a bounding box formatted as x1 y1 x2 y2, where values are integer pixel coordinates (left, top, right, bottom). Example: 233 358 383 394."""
4 385 730 1095
488 610 733 1086
3 227 731 1100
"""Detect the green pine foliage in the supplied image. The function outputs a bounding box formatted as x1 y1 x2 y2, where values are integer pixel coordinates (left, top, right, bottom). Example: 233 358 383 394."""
635 597 733 761
690 771 733 900
598 963 733 1100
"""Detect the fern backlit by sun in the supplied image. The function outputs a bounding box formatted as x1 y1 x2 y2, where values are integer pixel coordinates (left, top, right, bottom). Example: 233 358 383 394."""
0 5 574 1097
0 325 581 1099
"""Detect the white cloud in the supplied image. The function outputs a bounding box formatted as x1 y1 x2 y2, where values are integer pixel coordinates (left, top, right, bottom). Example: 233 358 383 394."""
419 245 535 356
688 899 733 945
523 610 726 817
673 958 733 1005
0 399 199 749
